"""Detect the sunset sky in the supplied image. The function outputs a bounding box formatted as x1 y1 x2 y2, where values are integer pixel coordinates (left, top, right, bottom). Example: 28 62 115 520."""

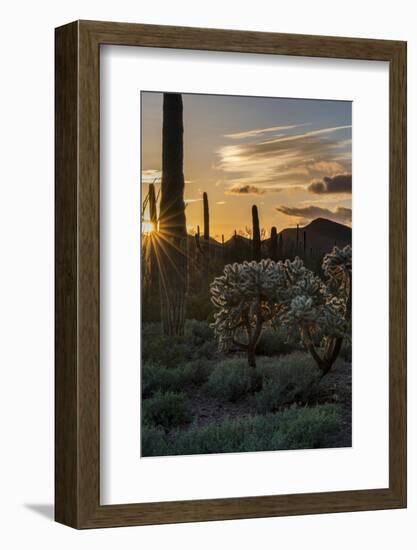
141 92 352 240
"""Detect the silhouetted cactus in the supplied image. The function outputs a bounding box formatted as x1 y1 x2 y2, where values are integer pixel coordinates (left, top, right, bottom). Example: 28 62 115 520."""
296 224 299 255
278 232 283 260
148 182 159 297
148 183 157 232
269 226 278 260
158 93 188 336
303 230 307 258
203 192 210 242
195 225 202 254
252 205 261 261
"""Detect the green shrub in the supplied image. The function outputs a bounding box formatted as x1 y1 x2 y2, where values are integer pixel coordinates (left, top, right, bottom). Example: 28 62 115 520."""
141 320 217 367
141 424 168 456
254 352 320 413
141 404 341 456
185 319 217 359
142 364 188 398
256 327 296 356
185 358 214 386
281 405 340 448
142 358 214 398
142 391 193 429
204 358 254 402
142 333 187 368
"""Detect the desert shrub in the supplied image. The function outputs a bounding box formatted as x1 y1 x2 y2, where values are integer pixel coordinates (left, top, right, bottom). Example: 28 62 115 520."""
184 319 217 359
142 364 188 398
185 357 214 386
254 352 320 413
277 404 340 449
185 319 214 344
256 326 296 356
142 404 341 456
142 333 187 368
141 424 168 456
142 391 193 430
204 358 254 402
142 358 214 398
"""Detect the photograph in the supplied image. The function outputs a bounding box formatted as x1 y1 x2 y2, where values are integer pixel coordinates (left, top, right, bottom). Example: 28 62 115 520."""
140 91 352 457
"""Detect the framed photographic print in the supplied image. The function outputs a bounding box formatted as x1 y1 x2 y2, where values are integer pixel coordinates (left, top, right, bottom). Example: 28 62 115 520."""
55 20 407 528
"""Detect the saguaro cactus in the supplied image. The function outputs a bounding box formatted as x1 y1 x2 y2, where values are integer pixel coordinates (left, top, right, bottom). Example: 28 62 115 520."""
148 182 159 297
203 192 210 242
269 226 278 261
296 224 299 255
158 93 188 336
148 183 157 232
278 232 283 260
252 205 261 261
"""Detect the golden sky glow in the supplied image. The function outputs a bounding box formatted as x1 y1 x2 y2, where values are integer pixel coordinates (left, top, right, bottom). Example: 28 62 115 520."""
141 92 352 240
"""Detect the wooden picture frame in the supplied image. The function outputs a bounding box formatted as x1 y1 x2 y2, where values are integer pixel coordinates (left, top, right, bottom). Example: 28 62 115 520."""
55 20 407 529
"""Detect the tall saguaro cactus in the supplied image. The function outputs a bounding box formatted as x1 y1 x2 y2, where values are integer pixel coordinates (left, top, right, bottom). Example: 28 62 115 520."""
148 183 157 232
202 192 210 274
278 232 283 261
296 224 299 255
148 182 159 296
269 226 278 261
203 192 210 242
158 93 188 336
252 205 261 261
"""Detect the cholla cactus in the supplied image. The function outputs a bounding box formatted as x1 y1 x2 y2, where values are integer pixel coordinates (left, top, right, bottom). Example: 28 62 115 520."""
210 246 352 374
210 259 286 367
278 247 352 374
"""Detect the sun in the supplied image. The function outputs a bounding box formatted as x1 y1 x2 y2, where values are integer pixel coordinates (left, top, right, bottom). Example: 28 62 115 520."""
142 221 154 234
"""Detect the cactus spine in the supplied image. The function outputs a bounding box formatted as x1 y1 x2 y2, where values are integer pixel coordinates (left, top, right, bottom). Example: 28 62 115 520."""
158 93 188 336
269 226 278 261
252 205 261 261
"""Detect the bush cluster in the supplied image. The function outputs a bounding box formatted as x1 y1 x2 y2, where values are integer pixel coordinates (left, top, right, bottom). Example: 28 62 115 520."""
142 358 213 398
142 391 193 430
204 358 255 402
254 352 320 413
141 404 341 457
142 320 217 368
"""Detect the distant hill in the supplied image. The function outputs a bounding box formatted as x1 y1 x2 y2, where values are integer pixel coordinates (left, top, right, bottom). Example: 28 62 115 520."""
186 217 351 264
268 218 351 257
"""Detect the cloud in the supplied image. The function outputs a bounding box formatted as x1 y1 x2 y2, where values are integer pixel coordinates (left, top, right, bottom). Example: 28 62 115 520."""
276 204 352 224
224 124 308 140
141 169 161 183
217 125 352 193
259 125 351 146
184 198 203 204
308 173 352 194
226 184 266 195
216 201 227 205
